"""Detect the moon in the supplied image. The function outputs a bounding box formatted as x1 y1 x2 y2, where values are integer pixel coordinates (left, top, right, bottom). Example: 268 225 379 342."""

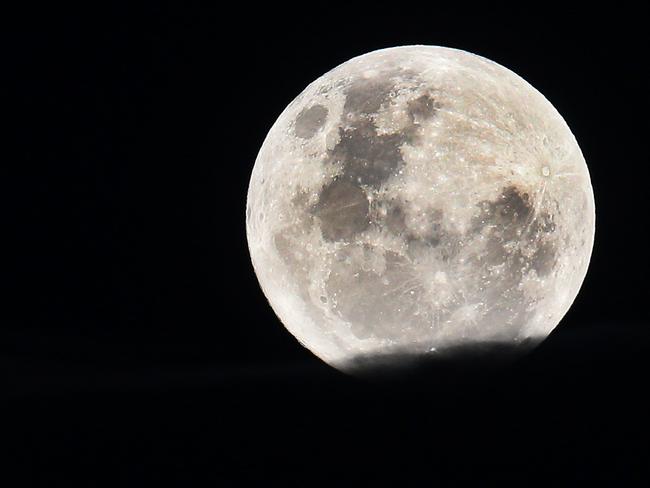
246 46 595 374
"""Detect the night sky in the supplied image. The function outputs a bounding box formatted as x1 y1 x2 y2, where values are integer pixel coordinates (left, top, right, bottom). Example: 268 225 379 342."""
4 4 648 485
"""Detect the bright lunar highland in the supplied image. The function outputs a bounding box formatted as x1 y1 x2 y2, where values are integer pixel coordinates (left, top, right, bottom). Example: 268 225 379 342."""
246 46 595 374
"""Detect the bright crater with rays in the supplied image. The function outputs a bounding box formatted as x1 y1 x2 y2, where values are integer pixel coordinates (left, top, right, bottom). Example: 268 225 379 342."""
246 46 595 373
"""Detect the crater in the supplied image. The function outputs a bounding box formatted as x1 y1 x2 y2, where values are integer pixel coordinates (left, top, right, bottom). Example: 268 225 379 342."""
294 104 328 139
313 179 370 241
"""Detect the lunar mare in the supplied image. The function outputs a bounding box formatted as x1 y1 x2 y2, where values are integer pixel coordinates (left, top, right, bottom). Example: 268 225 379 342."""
246 46 595 373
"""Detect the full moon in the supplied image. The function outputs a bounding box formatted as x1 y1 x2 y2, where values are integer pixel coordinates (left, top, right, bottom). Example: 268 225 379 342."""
246 46 595 374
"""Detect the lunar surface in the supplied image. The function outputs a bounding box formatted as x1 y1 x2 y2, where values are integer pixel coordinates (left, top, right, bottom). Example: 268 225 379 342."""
246 46 595 374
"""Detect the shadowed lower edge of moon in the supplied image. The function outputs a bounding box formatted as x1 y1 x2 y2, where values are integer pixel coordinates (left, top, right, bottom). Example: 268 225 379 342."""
337 338 539 380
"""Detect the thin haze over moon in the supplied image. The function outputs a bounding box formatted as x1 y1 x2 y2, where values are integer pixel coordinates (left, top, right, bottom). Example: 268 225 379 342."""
246 46 595 374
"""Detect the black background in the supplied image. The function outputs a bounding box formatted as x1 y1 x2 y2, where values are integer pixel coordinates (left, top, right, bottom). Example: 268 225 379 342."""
4 4 648 486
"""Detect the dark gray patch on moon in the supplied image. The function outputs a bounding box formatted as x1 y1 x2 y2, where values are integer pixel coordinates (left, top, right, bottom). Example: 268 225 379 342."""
330 120 406 187
492 186 533 235
313 179 369 241
380 200 408 236
474 186 534 242
526 210 558 276
344 76 395 115
530 241 557 276
294 104 328 139
407 94 439 123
